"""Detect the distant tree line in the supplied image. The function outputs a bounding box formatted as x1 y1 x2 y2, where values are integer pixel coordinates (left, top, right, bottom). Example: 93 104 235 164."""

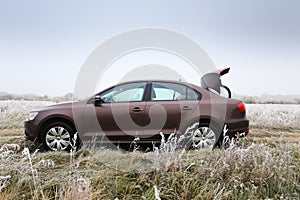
242 96 300 104
0 92 74 102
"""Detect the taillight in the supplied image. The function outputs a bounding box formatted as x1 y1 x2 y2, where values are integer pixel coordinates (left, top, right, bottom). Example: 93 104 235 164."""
237 103 246 112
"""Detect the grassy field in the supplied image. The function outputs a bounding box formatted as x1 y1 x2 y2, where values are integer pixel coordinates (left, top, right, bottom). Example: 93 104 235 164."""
0 101 299 199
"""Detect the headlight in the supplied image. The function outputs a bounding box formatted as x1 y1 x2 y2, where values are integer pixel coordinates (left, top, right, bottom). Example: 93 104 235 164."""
28 111 39 121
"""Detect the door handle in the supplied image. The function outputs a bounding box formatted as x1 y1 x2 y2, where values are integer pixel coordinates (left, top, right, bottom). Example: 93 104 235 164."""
132 107 143 112
182 106 192 111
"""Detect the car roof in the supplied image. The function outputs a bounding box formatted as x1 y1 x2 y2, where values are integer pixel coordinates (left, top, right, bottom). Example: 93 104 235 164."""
116 79 201 89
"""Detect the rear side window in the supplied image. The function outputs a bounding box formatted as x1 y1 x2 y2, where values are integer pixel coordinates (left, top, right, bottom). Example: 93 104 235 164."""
187 87 201 100
151 82 201 101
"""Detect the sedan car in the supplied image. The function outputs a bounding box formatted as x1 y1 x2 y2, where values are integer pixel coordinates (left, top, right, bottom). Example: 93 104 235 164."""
25 79 249 151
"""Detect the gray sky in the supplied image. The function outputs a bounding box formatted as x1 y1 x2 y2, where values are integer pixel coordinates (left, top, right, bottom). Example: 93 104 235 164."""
0 0 299 96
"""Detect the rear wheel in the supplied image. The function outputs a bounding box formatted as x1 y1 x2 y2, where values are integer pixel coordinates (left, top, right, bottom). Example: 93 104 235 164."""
41 122 76 151
183 122 221 149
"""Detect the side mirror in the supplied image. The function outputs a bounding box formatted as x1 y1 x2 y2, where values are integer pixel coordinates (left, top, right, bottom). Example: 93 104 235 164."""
89 95 104 106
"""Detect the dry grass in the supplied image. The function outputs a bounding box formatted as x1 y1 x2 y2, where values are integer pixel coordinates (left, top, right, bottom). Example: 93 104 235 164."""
247 128 300 145
0 139 299 199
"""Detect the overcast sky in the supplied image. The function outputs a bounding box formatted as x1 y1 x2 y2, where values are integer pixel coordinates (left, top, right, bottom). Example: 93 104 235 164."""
0 0 299 96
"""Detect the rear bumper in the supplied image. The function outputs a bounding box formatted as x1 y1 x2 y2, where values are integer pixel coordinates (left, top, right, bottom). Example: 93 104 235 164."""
226 119 249 138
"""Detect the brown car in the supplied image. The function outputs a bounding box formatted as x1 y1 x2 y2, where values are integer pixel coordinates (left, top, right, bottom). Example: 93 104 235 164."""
25 76 249 151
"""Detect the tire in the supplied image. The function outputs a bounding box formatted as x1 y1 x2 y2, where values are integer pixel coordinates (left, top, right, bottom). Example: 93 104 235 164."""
41 121 77 151
182 121 221 149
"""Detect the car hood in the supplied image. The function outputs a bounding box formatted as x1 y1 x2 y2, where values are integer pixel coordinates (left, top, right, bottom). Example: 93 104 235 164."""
34 101 87 112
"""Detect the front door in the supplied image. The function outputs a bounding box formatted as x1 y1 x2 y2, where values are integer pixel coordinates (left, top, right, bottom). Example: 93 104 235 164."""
82 82 148 143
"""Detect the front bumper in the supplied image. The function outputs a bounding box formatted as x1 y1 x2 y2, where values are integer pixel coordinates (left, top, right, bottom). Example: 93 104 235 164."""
24 120 39 141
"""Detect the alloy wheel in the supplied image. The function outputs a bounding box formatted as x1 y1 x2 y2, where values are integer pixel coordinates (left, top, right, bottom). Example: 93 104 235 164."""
45 126 71 151
192 126 216 149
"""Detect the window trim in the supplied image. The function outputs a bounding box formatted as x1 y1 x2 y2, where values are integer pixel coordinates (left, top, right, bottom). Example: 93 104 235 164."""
89 81 202 104
94 82 148 104
149 81 202 102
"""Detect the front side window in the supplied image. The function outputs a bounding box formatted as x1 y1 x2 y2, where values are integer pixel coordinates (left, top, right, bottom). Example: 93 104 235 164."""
151 82 201 101
100 82 147 103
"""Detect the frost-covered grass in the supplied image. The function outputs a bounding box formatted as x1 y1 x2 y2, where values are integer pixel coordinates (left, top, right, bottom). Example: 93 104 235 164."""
0 100 53 130
0 101 299 199
247 104 300 129
0 139 299 199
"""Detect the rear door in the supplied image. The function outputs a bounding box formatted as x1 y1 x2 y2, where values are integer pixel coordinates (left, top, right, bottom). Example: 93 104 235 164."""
143 82 201 136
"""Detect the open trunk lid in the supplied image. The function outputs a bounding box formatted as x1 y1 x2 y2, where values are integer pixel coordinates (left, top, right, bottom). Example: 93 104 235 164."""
201 67 232 98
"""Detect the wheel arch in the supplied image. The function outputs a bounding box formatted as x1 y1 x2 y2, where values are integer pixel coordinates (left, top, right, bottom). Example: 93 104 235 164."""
199 117 222 131
184 116 223 131
38 116 77 142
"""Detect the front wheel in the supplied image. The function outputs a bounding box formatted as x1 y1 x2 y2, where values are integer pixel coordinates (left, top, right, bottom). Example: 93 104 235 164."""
182 122 221 149
41 122 77 151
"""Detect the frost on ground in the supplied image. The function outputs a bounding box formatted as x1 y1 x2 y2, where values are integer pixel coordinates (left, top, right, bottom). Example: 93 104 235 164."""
247 104 300 129
0 175 11 193
0 100 53 129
